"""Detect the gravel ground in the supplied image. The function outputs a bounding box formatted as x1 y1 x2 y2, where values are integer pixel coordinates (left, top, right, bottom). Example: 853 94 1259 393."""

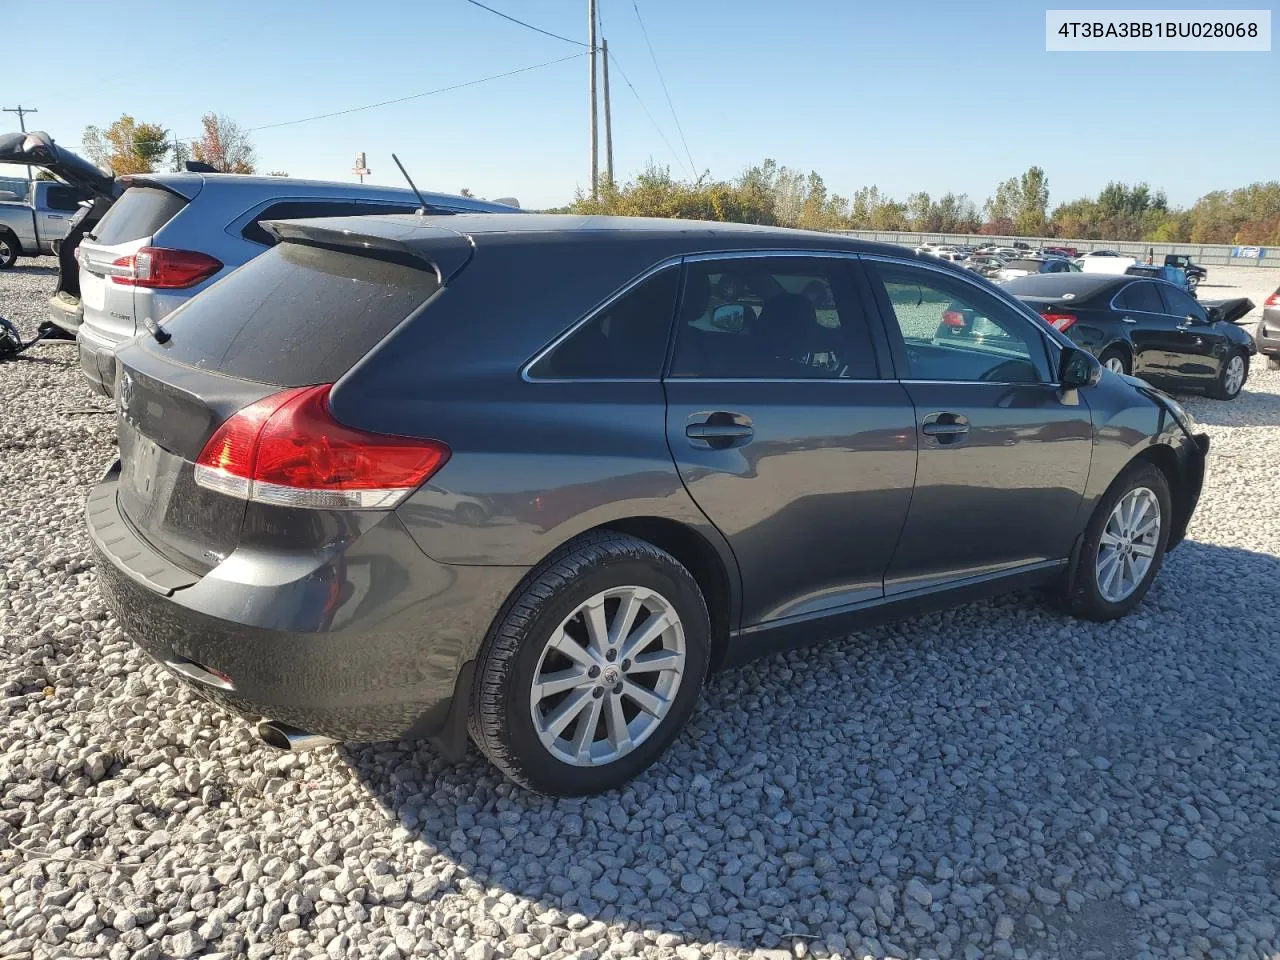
2 258 1280 960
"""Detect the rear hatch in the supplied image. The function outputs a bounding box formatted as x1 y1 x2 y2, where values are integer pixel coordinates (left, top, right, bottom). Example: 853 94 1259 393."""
112 223 470 575
79 181 199 345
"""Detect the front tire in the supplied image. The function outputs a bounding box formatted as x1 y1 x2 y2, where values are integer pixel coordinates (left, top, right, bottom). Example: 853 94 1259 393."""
1208 350 1247 400
1060 462 1172 622
470 532 710 795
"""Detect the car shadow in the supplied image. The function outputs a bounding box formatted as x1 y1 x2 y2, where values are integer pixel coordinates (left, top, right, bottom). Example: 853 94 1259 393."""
342 540 1280 959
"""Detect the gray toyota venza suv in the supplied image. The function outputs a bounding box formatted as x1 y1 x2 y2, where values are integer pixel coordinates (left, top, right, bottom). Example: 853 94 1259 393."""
88 213 1209 795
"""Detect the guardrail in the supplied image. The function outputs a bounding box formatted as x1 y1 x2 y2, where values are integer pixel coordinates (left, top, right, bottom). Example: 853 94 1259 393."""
835 230 1276 269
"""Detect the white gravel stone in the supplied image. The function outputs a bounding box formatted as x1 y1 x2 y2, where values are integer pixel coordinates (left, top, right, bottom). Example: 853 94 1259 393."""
2 259 1280 959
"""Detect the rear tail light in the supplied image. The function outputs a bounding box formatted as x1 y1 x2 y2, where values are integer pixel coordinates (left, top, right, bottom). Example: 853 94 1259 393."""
194 384 450 510
1041 312 1077 332
1265 291 1280 307
110 247 222 289
941 309 967 328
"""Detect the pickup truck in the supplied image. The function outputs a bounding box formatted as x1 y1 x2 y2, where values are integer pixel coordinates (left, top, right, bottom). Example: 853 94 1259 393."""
0 178 86 268
1163 254 1207 291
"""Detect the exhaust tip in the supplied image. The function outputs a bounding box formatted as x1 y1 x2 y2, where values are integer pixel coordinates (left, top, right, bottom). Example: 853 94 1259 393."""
255 720 338 752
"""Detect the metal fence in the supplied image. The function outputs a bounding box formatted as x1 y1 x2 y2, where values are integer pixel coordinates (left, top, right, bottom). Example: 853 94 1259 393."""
834 230 1276 269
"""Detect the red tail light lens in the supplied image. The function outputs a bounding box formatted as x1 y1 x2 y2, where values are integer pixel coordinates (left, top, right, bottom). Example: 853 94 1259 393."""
194 385 450 510
1265 291 1280 307
1042 312 1078 332
941 309 967 328
110 247 223 289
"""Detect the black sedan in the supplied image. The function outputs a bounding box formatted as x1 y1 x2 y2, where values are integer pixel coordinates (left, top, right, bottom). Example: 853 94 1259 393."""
1003 273 1257 400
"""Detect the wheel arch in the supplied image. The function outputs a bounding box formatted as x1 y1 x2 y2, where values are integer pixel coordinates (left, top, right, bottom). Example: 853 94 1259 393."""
1129 442 1194 550
1098 338 1134 369
595 516 738 672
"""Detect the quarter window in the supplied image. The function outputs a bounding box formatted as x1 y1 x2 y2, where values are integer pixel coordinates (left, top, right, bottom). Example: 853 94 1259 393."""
1114 280 1164 313
870 262 1046 383
528 267 679 379
670 257 877 379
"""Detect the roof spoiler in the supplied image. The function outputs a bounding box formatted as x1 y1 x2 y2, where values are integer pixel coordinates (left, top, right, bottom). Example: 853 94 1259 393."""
263 218 475 283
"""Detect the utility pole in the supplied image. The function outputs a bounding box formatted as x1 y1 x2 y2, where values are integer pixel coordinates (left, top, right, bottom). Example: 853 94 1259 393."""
588 0 599 199
601 36 614 187
170 132 186 172
2 105 38 181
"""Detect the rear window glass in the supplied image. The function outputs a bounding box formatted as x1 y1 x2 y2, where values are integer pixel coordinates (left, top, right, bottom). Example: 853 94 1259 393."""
1006 259 1044 272
92 186 188 245
243 199 422 246
155 242 439 386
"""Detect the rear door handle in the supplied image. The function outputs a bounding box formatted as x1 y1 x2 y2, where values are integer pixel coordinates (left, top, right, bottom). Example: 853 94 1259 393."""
1121 316 1137 324
922 412 970 444
686 412 753 450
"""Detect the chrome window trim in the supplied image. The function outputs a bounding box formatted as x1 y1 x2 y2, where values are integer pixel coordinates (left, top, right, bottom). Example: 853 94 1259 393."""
860 251 1063 383
521 256 683 383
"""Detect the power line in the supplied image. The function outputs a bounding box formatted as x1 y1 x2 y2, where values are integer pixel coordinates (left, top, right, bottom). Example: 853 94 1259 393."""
460 0 587 47
245 53 586 133
630 1 697 179
604 50 691 179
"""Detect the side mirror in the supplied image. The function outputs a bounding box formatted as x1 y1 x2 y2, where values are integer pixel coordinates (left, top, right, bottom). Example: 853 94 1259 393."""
1060 346 1102 388
710 303 747 333
1185 312 1208 326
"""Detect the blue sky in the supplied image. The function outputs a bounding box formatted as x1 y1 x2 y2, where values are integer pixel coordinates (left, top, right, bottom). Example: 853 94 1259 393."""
3 1 1275 210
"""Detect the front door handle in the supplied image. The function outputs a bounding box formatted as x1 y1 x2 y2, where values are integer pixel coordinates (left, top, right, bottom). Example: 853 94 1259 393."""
1121 316 1137 324
686 412 753 450
922 412 970 445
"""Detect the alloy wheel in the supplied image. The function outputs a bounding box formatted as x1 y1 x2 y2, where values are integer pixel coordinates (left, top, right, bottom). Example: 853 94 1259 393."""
1103 356 1127 374
1095 487 1161 603
529 585 685 767
1224 355 1245 396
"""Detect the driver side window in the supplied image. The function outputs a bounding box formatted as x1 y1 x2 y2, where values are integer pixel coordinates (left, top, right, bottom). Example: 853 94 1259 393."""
870 262 1047 384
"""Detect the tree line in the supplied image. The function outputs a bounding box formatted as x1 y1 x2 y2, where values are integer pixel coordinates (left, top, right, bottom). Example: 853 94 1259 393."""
79 113 285 177
570 161 1280 246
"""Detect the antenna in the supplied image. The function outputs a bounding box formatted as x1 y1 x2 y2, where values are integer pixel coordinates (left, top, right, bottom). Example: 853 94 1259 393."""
391 153 429 214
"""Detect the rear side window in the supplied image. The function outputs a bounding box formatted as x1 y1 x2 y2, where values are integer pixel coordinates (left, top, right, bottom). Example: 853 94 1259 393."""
157 242 439 386
44 185 81 212
92 187 188 245
243 200 422 246
528 268 679 379
1159 284 1207 322
671 257 878 379
1114 281 1163 313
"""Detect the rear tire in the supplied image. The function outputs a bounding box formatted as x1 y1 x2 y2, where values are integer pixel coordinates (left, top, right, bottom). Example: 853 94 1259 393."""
470 532 710 796
1059 462 1172 622
1207 350 1247 400
0 231 18 269
1098 346 1130 376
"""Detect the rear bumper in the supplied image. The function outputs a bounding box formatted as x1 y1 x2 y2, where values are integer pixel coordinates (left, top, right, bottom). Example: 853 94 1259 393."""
86 461 526 744
77 325 122 397
1256 314 1280 361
